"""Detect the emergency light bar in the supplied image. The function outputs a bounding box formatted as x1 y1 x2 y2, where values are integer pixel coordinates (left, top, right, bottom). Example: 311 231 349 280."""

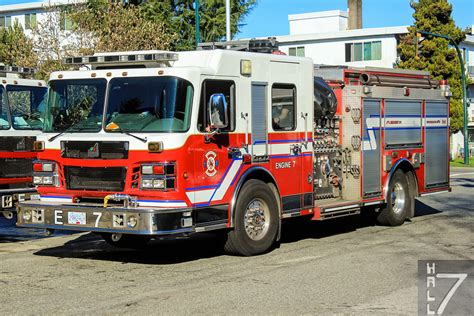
0 65 36 75
63 52 179 66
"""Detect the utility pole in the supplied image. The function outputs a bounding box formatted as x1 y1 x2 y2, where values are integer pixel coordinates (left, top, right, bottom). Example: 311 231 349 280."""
226 0 231 41
195 0 201 46
418 30 469 165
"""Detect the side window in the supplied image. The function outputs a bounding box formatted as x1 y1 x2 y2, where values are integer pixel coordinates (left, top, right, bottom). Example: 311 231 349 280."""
272 83 296 131
198 80 235 132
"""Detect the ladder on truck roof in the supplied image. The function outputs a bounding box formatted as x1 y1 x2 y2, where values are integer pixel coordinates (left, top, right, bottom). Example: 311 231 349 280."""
198 37 279 54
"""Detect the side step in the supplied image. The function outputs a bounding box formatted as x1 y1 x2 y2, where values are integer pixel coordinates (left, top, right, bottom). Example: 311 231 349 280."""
319 203 360 220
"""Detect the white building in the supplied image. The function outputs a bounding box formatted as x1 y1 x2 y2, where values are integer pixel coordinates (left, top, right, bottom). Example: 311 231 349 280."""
276 11 407 69
0 0 82 36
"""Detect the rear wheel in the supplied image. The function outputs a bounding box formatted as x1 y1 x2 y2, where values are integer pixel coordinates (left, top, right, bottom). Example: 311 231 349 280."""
101 233 151 249
224 179 279 256
377 170 411 226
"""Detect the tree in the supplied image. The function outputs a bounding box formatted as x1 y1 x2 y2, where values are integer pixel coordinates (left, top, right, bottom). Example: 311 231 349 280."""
31 5 92 80
142 0 256 51
70 1 174 53
0 21 38 69
397 0 466 133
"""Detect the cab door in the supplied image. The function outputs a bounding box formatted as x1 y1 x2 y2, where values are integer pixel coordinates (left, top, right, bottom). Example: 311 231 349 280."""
189 78 237 207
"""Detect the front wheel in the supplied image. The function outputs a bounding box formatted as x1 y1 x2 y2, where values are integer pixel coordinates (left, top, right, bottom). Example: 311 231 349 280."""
377 170 411 226
224 179 279 256
100 233 151 249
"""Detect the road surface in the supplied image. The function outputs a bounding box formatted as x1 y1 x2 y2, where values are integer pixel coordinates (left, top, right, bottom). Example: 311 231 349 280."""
0 168 472 314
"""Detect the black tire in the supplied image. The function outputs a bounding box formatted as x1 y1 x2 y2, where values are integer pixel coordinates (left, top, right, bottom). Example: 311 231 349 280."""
377 170 411 226
100 233 151 249
224 179 279 256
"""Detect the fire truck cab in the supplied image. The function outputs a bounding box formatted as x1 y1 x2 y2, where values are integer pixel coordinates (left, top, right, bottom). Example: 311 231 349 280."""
0 65 46 219
16 47 450 255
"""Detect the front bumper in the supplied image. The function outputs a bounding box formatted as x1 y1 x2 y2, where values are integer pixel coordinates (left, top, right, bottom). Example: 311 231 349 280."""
0 188 38 211
17 201 198 236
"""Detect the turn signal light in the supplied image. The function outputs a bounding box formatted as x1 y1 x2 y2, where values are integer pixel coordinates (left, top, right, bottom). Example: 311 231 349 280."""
33 141 45 151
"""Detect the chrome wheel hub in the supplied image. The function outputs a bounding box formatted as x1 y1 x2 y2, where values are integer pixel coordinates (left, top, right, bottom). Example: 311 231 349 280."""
391 183 406 214
244 198 270 241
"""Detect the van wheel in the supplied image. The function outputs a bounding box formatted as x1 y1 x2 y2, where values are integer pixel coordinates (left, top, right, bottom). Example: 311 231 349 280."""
377 170 411 226
224 179 279 256
101 233 151 249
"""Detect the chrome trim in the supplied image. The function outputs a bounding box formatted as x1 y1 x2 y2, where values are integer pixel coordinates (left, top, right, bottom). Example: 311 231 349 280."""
383 158 414 202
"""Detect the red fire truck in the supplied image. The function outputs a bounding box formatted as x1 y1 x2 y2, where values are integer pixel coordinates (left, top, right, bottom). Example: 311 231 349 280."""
17 43 450 255
0 65 47 220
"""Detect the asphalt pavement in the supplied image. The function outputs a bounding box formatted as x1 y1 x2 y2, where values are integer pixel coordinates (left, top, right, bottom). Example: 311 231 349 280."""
0 168 472 314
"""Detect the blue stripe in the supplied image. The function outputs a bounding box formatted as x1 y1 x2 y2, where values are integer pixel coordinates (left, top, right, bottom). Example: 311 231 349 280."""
138 199 185 203
185 185 218 191
254 138 314 145
425 115 448 118
426 126 448 130
385 127 421 130
230 164 244 186
384 114 421 118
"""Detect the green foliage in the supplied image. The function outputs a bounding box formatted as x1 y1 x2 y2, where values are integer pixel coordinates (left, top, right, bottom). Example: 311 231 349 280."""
397 0 466 133
142 0 257 51
0 21 38 68
71 1 174 53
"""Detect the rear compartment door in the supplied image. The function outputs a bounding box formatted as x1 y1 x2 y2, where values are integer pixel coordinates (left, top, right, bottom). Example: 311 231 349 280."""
362 99 382 197
424 101 449 188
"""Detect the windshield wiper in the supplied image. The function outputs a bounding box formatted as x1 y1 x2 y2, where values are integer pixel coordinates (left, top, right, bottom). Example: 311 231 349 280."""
48 126 97 142
112 126 148 143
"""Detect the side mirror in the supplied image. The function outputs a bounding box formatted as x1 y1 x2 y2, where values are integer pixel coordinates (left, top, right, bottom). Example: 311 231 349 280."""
208 93 228 129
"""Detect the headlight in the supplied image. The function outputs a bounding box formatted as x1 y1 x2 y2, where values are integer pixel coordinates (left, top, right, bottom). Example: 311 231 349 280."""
141 179 153 189
33 176 43 185
42 163 54 172
141 165 154 175
42 176 53 185
153 179 165 189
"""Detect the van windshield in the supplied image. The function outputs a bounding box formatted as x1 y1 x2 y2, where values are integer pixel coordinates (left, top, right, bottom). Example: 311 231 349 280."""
105 76 193 133
44 79 107 132
7 85 48 130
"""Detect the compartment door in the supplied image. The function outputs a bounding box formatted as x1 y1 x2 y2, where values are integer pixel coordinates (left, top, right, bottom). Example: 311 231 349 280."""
251 82 268 161
425 101 449 188
362 99 382 197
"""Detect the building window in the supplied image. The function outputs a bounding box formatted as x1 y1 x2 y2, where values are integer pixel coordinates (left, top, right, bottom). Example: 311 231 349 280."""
198 80 235 132
0 16 12 28
345 41 382 62
60 13 74 31
289 46 305 57
25 13 37 30
272 83 296 131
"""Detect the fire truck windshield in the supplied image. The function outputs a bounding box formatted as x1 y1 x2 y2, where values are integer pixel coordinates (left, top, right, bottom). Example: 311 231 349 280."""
0 86 9 130
44 79 107 132
104 76 193 133
6 85 47 130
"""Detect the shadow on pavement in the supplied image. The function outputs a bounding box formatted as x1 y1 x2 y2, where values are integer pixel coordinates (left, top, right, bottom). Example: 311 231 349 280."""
0 215 78 243
32 199 445 265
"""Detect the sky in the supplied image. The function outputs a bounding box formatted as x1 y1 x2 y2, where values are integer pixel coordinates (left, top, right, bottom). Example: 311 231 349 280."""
1 0 473 38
